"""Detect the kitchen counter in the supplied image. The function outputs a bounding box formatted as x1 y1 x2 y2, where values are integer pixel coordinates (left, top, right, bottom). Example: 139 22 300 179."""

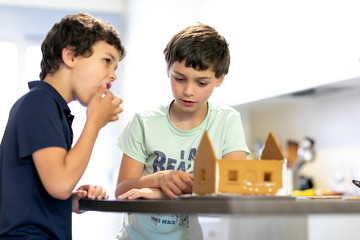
79 195 360 215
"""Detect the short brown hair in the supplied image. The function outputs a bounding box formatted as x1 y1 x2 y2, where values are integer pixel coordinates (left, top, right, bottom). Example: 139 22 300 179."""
40 13 126 80
163 23 230 78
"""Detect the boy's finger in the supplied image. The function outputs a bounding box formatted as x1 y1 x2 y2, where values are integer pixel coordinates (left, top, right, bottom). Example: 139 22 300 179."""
163 188 175 199
112 96 123 107
92 185 101 195
95 87 113 100
93 185 107 199
177 181 192 193
112 95 122 101
109 116 119 122
179 173 193 187
85 185 95 198
101 90 113 100
168 182 183 196
90 88 107 102
74 190 87 200
96 87 107 95
119 191 132 199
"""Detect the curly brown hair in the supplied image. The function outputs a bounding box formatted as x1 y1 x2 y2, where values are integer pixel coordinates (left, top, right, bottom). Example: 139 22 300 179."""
163 23 230 79
40 13 126 80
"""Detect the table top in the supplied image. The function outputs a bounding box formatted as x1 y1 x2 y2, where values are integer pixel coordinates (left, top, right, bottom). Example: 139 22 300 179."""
79 194 360 215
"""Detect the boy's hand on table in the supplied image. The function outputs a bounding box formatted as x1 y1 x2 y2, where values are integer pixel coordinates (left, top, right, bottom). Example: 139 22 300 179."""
118 188 167 200
159 170 193 199
72 185 109 214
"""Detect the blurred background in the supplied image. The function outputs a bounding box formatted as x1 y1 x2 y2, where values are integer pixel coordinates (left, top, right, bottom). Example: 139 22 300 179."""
1 0 360 239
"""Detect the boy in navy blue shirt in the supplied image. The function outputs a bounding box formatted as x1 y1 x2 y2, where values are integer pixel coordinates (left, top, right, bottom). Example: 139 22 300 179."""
0 13 126 239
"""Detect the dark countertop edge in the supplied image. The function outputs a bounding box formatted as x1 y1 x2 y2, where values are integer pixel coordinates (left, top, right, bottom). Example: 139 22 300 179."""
79 198 360 215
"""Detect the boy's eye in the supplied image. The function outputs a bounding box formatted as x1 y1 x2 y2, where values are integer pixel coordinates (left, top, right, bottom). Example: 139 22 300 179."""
198 82 208 87
174 77 184 82
104 58 111 64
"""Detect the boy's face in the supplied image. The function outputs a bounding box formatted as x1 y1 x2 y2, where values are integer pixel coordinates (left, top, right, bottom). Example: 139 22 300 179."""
168 60 224 115
70 41 120 106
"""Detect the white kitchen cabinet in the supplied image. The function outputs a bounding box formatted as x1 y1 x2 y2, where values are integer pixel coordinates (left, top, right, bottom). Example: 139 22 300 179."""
211 0 360 106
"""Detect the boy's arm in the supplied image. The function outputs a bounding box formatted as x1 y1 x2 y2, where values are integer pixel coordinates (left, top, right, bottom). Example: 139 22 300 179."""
223 150 247 160
33 89 122 200
115 154 193 199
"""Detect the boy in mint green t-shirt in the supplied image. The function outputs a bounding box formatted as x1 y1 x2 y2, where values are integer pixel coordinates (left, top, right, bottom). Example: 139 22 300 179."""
115 23 250 240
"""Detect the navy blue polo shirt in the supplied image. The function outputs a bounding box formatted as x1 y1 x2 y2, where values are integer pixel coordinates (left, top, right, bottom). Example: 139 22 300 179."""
0 81 74 239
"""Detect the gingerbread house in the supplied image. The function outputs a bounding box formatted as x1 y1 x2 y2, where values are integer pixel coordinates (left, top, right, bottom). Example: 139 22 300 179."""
193 131 285 195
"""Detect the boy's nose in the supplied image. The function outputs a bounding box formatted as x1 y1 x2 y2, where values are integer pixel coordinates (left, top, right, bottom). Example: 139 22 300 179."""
184 84 194 96
109 70 117 81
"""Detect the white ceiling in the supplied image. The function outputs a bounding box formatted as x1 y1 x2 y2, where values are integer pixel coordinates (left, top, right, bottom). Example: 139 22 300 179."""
0 0 124 13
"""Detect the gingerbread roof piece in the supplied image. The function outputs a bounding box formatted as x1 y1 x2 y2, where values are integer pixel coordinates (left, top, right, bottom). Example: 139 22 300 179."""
260 132 285 160
193 131 216 194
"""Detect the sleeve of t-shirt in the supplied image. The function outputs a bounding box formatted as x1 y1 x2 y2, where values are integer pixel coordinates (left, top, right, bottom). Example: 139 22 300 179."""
115 114 148 164
222 110 251 156
17 93 67 159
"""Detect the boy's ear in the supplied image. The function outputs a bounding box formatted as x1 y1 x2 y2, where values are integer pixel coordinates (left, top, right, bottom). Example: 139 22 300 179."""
215 75 225 87
62 46 76 68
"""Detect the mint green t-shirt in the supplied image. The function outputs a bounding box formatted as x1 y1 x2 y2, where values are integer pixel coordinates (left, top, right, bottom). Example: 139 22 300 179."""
115 102 250 240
